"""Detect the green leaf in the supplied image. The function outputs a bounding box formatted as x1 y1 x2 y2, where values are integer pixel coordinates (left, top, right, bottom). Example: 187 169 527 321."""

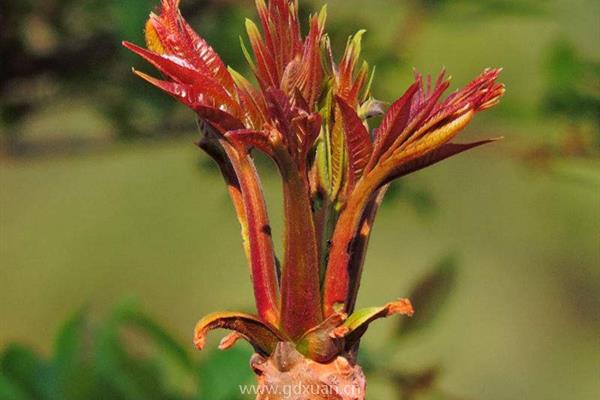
116 305 193 372
0 374 31 400
340 299 414 350
53 307 100 400
0 344 53 400
94 302 191 400
54 308 87 374
397 255 458 337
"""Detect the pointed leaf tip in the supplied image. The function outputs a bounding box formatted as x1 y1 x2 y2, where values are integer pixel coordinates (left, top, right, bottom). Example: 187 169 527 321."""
383 138 501 184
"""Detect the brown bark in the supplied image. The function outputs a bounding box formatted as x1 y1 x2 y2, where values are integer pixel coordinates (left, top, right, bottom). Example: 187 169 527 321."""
251 343 366 400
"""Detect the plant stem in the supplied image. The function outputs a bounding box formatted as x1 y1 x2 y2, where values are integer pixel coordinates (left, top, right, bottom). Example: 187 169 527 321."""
278 152 323 339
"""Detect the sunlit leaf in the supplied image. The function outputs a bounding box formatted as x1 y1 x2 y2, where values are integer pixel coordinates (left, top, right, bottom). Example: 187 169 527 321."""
336 96 373 190
330 106 347 199
369 82 419 167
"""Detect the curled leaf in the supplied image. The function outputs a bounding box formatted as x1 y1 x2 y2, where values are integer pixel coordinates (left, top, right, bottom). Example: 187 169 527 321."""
194 312 287 356
335 299 414 350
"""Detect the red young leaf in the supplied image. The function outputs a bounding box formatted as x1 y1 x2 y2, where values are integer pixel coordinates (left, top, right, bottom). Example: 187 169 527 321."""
246 19 279 89
230 69 269 129
124 42 240 116
132 70 244 131
254 0 303 83
147 0 235 92
369 82 419 169
336 30 368 105
295 14 325 108
291 112 322 168
383 139 502 184
335 97 373 189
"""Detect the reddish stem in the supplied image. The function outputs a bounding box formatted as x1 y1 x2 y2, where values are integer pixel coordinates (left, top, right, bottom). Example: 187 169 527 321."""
322 167 388 316
277 151 323 339
224 143 281 327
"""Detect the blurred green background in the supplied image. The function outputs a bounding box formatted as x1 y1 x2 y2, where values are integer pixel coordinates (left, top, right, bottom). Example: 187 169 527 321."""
1 0 599 399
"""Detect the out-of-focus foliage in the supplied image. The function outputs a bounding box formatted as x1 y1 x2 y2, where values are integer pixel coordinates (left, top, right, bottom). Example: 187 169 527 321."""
543 40 600 126
0 256 461 400
359 256 462 400
518 38 600 182
0 303 254 400
0 0 544 152
0 0 248 153
396 256 458 337
542 39 600 146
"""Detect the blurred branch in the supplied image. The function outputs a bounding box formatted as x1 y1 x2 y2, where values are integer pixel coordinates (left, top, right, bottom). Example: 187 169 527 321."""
1 33 116 85
0 0 237 147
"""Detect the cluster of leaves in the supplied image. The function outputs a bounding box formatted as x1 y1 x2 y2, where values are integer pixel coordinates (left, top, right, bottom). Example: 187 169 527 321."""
124 0 503 367
0 303 254 400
